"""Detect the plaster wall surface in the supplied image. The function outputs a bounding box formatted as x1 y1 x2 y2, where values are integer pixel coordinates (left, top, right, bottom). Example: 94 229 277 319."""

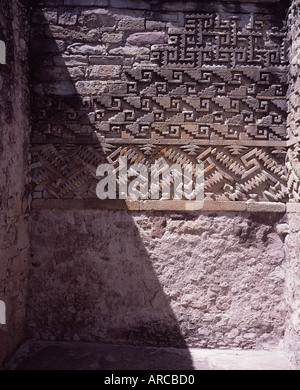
28 209 288 349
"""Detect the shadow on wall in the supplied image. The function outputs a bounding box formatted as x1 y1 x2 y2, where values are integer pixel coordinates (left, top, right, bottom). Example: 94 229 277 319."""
27 3 195 369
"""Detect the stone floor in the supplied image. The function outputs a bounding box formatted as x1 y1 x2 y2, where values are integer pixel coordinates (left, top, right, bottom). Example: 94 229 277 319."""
1 340 298 370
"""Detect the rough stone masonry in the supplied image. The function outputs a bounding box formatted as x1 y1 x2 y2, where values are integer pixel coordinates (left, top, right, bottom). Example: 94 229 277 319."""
0 0 30 367
2 0 300 368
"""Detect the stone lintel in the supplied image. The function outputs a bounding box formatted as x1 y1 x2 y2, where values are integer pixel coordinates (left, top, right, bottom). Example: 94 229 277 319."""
32 199 287 212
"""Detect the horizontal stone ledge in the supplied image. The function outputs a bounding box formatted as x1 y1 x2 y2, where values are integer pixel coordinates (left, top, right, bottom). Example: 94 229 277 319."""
246 201 286 213
32 199 287 213
286 203 300 213
90 138 289 147
30 138 289 147
142 200 286 212
141 200 248 211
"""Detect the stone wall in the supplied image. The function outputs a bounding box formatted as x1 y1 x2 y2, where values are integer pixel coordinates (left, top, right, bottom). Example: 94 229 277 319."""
28 209 288 350
26 0 293 351
284 213 300 363
284 0 300 365
286 0 300 203
0 0 30 366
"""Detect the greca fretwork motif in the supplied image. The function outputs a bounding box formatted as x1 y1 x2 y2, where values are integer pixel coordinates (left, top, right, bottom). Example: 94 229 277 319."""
31 10 289 203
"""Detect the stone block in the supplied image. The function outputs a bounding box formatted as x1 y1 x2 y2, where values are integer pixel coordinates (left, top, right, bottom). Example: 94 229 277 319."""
109 46 149 56
75 80 107 95
247 202 286 213
31 39 65 53
102 32 124 44
146 20 167 30
77 9 115 29
118 17 145 31
58 9 78 25
141 200 189 211
89 56 123 65
34 0 63 5
127 32 165 45
31 199 140 211
286 203 300 213
64 0 108 5
27 209 288 349
151 290 169 310
153 13 178 22
88 65 122 79
67 43 106 55
110 0 150 9
34 81 76 96
201 201 247 212
32 10 57 24
44 25 101 42
124 291 145 307
276 223 289 235
53 55 89 67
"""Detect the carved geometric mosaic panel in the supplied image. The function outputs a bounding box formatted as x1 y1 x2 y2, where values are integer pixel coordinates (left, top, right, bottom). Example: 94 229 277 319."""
31 143 287 202
31 5 289 204
96 14 288 145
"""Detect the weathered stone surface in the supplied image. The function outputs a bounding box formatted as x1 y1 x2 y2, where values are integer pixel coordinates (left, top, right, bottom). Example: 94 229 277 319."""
109 45 150 56
284 213 300 364
282 0 300 365
58 9 78 25
89 55 123 65
31 38 65 53
77 9 115 29
102 32 123 44
45 25 101 42
64 0 108 5
30 0 289 205
74 80 107 95
53 55 89 67
118 17 145 31
34 81 76 96
1 0 299 370
145 20 167 30
127 32 166 45
67 43 106 55
87 65 122 79
0 0 30 368
151 216 167 239
28 210 287 349
111 0 151 9
32 10 57 24
247 202 286 213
